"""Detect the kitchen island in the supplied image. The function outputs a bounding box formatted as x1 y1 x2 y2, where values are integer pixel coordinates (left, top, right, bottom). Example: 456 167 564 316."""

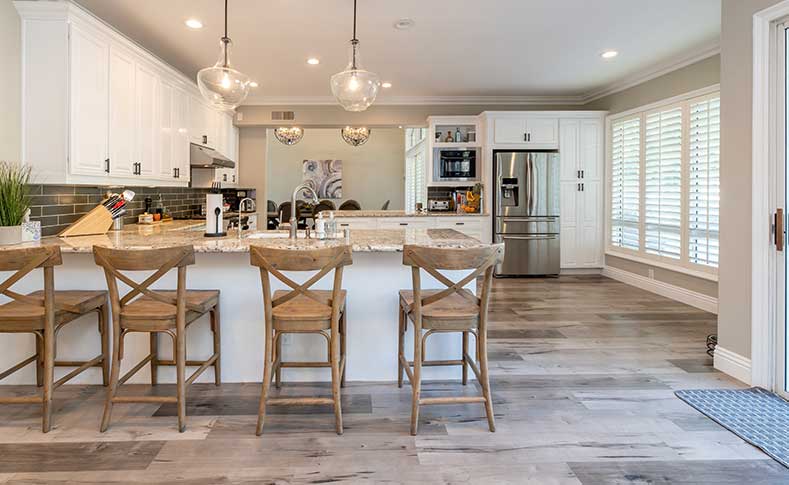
0 221 487 384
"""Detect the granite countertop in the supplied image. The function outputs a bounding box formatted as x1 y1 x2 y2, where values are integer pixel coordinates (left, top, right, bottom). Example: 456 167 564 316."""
3 219 488 254
322 210 488 218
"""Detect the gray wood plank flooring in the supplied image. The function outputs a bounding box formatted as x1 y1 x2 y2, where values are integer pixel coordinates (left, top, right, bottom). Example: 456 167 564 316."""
0 275 784 483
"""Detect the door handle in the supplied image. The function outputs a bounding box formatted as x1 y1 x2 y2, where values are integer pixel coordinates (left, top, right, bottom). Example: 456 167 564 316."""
776 208 784 251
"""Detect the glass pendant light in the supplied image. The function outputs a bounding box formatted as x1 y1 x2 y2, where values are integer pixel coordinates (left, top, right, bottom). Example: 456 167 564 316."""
330 0 381 112
197 0 251 110
274 127 304 146
341 126 371 147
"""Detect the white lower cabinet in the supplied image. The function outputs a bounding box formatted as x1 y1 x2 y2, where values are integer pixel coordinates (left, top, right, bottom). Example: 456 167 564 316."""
434 217 484 240
332 216 486 240
336 219 379 231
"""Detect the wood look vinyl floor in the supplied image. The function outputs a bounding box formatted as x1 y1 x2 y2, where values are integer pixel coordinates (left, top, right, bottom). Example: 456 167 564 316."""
0 275 785 484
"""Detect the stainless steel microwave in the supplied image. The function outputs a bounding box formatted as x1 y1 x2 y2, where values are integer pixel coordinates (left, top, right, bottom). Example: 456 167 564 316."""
433 147 481 182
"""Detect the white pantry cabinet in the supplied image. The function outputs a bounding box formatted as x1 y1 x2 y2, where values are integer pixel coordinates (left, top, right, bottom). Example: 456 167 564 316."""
15 0 232 187
558 116 604 269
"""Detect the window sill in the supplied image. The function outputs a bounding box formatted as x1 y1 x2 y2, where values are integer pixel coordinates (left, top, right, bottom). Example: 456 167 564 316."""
605 248 719 282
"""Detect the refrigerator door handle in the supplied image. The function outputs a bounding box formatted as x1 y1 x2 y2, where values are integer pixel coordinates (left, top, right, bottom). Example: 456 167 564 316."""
500 235 558 240
528 158 536 214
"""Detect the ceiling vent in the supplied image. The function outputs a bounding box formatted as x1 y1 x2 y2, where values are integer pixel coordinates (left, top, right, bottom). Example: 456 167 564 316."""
271 111 295 121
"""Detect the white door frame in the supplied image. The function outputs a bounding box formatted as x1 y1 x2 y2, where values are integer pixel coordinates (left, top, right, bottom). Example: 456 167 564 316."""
752 1 789 389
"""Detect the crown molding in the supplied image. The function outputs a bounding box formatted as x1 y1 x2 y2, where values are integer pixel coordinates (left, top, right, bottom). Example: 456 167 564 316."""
243 94 588 107
581 42 721 104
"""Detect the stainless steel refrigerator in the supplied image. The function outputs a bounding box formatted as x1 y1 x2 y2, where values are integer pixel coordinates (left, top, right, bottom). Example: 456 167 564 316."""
494 151 560 276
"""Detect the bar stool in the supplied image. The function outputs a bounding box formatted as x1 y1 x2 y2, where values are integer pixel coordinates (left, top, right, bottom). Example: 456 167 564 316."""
93 245 221 432
250 245 352 436
0 246 109 432
397 244 504 435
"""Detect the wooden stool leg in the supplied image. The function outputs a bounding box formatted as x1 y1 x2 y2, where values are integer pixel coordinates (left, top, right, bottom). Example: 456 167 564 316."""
256 326 274 436
41 327 55 433
149 332 158 386
462 331 469 386
331 328 343 435
175 324 187 433
410 323 423 436
274 331 282 389
35 333 44 388
211 304 221 386
101 321 122 432
478 330 495 433
340 310 347 388
99 305 110 386
397 306 405 388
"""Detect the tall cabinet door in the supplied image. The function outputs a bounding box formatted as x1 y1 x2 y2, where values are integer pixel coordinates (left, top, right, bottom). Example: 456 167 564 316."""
108 46 136 178
578 181 602 267
135 62 159 178
158 81 174 179
69 24 109 177
173 87 191 182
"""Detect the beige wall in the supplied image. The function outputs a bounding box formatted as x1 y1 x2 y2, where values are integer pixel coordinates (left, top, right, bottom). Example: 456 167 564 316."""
717 0 784 360
265 128 405 211
584 55 721 114
0 0 21 162
238 127 267 205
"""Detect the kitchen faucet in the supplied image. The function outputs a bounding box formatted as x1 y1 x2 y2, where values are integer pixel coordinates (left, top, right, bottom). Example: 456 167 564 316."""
236 197 254 239
290 184 319 239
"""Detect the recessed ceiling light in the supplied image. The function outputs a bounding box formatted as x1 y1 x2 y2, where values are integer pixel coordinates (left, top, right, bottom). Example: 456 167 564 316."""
307 57 320 65
185 18 203 29
382 82 392 88
249 81 259 88
601 50 619 59
394 18 415 30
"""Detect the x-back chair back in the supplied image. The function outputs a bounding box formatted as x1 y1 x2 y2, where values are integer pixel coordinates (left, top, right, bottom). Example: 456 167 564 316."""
399 243 504 435
249 244 352 436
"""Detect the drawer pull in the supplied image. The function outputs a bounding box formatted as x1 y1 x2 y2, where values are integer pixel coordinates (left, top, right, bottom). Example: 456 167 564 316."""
455 222 465 225
340 223 349 227
399 223 408 226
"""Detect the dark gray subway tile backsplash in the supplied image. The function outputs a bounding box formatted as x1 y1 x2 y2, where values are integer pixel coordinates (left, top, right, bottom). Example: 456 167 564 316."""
27 185 247 237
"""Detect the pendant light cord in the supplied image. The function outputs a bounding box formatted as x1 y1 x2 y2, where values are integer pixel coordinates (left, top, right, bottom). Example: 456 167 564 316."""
222 0 229 67
351 0 358 69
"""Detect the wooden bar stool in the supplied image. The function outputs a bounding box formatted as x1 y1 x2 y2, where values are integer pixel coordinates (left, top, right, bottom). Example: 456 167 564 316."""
0 246 109 432
398 244 504 435
250 245 352 436
93 245 221 432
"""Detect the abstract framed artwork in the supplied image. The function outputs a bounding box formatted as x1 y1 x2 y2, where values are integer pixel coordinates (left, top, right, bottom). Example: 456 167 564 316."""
303 159 342 198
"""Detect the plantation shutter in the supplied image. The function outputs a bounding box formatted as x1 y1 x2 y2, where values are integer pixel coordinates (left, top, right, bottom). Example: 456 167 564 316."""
610 117 641 250
644 106 682 259
687 96 720 267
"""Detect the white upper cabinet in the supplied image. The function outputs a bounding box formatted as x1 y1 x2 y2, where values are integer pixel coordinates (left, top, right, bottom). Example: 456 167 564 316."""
490 115 559 147
15 1 233 187
108 44 136 178
69 23 109 177
134 62 159 178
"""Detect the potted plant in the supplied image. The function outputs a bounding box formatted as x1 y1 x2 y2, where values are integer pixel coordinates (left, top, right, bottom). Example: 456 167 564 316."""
0 162 32 245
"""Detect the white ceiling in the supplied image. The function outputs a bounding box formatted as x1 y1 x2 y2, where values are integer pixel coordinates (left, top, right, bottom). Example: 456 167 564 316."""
73 0 721 105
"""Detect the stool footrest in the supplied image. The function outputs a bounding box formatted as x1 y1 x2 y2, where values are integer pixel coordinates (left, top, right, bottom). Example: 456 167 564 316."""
112 396 178 404
279 361 330 368
267 397 334 406
0 395 43 404
420 396 487 405
53 355 103 389
407 359 464 367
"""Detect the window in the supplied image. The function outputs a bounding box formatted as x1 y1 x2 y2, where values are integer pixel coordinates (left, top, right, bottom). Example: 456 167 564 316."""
607 88 720 276
404 128 427 211
610 116 641 251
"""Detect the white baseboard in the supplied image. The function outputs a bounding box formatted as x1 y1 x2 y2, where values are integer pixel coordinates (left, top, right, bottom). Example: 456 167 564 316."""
713 346 752 384
560 268 603 276
602 266 718 314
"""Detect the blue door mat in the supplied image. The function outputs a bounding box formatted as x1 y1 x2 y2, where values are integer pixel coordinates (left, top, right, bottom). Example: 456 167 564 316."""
675 387 789 468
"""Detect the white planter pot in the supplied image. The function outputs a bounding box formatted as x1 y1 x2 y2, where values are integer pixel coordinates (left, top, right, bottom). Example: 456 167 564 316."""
0 225 23 246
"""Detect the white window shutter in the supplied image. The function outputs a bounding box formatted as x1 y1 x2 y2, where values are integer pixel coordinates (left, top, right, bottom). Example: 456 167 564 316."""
610 117 641 250
644 106 682 259
688 96 720 267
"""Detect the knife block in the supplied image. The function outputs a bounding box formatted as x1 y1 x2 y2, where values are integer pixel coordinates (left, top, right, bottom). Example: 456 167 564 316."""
59 204 114 237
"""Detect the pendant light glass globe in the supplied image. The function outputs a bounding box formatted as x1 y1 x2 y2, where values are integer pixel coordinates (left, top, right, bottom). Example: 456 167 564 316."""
198 38 251 111
331 40 381 112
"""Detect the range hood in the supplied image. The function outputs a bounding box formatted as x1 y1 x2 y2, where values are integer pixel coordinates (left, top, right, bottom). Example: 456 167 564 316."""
190 143 235 169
